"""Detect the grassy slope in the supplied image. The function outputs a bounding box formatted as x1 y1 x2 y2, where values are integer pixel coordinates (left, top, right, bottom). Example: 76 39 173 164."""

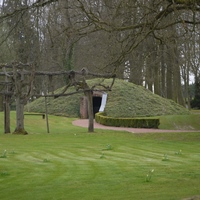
104 79 190 117
25 79 190 118
159 114 200 130
0 112 200 200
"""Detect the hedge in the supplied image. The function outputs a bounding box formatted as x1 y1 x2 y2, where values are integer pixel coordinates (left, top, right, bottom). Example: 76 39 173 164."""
95 112 160 128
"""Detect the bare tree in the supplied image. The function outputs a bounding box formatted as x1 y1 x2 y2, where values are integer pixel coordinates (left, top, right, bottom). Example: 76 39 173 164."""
0 62 115 133
1 0 200 111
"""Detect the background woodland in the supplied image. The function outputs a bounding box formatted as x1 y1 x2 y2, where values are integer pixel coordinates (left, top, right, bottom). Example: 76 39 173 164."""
0 0 200 109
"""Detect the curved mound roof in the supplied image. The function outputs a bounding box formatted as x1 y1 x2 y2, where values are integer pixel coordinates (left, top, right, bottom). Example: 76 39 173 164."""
25 79 189 117
104 79 189 117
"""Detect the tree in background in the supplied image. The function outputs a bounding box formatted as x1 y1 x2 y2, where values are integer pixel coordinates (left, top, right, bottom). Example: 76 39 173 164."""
0 0 200 109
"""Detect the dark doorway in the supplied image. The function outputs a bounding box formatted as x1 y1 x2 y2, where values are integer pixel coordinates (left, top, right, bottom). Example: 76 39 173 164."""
93 96 102 116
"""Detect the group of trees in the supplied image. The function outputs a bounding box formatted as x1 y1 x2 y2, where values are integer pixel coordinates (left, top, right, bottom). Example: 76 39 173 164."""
0 62 116 133
0 0 200 112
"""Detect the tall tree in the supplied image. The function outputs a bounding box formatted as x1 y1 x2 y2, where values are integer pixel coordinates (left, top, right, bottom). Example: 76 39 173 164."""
0 0 200 110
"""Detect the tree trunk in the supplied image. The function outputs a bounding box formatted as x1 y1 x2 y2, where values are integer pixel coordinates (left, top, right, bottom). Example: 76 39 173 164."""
154 65 160 95
175 66 185 106
0 95 3 111
13 96 28 135
154 44 161 95
166 45 173 100
4 95 10 133
85 90 94 132
191 75 200 109
160 43 166 97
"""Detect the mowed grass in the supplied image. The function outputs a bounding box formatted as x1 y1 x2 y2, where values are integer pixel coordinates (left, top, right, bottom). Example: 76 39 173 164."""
0 112 200 200
159 112 200 130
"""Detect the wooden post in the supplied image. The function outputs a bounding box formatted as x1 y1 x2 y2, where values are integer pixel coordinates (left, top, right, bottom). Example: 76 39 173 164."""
4 94 10 133
45 96 50 133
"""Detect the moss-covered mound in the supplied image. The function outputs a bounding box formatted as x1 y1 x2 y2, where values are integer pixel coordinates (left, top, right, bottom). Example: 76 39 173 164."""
25 79 190 117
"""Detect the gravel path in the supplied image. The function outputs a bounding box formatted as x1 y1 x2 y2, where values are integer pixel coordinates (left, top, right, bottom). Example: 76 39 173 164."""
72 119 196 133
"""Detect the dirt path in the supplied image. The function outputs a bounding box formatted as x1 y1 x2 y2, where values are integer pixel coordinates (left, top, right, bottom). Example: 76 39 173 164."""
72 119 197 133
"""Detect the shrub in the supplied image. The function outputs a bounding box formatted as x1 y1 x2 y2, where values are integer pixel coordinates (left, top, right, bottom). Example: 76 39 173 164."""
95 112 160 128
190 95 200 109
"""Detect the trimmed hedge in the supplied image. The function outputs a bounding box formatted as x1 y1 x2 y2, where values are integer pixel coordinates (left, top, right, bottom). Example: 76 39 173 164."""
95 112 160 129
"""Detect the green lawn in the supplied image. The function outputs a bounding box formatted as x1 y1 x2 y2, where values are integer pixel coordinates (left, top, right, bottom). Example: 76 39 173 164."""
159 111 200 130
0 112 200 200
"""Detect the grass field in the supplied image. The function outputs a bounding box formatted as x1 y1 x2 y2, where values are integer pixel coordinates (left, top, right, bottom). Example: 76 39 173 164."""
159 111 200 130
0 112 200 200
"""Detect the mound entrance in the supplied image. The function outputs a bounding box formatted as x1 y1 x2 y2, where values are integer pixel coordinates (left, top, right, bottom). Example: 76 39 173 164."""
80 91 107 118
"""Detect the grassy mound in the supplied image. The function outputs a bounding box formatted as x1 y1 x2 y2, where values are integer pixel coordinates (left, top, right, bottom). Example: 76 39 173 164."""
104 79 189 117
25 79 190 117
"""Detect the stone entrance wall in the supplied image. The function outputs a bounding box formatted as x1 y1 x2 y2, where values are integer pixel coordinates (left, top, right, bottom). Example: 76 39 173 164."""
80 91 103 119
80 96 88 119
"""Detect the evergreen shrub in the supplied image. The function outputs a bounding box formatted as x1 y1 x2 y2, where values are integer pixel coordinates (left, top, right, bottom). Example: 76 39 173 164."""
95 112 160 128
190 95 200 109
